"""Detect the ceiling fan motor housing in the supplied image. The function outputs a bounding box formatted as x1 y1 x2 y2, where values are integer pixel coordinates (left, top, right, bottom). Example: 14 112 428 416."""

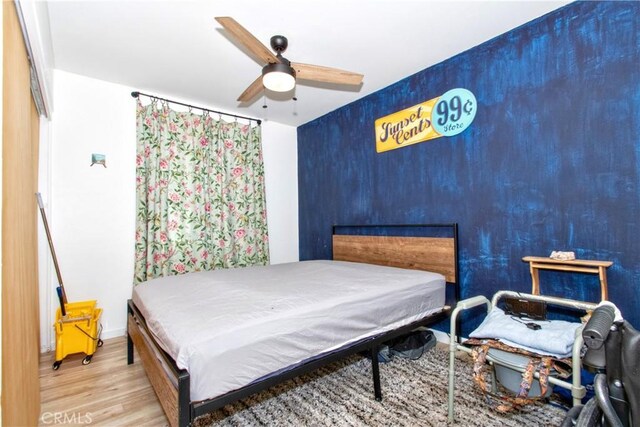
262 60 295 77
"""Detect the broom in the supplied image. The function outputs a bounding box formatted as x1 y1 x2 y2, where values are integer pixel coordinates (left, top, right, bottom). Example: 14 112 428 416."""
36 193 68 316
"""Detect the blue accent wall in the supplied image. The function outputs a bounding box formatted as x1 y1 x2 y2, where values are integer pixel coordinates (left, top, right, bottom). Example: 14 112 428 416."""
297 2 640 333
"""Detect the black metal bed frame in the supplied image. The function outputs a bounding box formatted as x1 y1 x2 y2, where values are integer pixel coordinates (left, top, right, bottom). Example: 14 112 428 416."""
127 223 460 427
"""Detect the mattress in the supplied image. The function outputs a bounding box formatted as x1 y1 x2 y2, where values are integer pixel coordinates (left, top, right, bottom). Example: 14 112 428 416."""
132 260 445 402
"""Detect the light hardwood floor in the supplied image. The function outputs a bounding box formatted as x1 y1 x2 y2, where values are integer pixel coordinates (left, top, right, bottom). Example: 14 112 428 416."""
39 336 453 426
39 337 169 426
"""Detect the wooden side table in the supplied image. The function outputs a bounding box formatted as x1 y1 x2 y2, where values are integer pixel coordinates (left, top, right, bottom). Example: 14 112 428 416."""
522 256 613 301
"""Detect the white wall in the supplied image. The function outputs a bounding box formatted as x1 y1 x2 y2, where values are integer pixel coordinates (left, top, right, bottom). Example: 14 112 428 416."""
37 119 54 353
41 70 299 349
262 121 299 264
46 71 137 347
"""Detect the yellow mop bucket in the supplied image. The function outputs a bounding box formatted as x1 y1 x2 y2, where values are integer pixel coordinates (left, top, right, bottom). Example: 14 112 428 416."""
53 300 103 370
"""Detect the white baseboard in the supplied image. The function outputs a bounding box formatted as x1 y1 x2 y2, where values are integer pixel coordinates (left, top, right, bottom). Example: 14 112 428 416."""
430 328 469 344
431 328 450 344
100 327 126 341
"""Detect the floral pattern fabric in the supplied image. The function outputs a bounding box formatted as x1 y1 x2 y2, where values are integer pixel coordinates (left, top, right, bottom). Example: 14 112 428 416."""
134 100 269 283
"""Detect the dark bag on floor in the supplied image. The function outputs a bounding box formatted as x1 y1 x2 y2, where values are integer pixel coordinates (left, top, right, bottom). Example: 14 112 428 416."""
388 329 436 360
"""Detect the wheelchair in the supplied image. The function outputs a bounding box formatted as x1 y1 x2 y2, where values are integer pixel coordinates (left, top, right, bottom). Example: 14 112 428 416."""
562 303 639 427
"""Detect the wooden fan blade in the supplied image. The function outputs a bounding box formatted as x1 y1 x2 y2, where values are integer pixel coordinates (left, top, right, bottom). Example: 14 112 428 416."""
237 75 264 103
291 62 363 86
215 17 280 65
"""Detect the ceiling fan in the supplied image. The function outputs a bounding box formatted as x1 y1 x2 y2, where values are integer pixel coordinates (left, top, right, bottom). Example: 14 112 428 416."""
215 17 364 103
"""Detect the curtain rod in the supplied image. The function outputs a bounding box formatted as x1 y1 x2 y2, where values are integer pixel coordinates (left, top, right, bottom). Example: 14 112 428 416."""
131 91 261 125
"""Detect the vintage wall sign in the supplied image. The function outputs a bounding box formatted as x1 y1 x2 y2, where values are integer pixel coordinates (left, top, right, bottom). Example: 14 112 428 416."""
375 88 477 153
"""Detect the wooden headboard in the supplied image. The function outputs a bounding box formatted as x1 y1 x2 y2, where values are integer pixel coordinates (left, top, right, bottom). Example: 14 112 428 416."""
331 224 458 284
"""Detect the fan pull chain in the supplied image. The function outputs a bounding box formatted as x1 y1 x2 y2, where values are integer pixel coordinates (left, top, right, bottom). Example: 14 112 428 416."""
262 93 268 121
292 96 298 116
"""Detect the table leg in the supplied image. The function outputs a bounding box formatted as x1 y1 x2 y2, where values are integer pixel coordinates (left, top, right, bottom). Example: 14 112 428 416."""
530 264 540 295
598 267 608 301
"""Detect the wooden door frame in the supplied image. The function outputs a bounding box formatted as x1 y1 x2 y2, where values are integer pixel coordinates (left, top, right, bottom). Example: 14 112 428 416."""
2 2 42 425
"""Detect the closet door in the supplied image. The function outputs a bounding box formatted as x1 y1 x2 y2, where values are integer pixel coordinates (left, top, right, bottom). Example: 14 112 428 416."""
2 2 41 426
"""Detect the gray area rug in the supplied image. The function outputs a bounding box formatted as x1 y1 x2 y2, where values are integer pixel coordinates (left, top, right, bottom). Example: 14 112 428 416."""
194 347 567 426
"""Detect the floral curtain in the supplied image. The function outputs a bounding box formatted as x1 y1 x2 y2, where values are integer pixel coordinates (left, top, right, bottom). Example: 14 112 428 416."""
134 100 269 283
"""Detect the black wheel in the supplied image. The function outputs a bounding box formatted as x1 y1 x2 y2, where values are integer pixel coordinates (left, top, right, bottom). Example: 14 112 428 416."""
560 404 584 427
97 339 104 347
82 355 92 365
52 361 62 370
576 397 602 427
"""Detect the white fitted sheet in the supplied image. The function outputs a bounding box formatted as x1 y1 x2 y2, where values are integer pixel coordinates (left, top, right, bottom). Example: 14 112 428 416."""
132 260 445 402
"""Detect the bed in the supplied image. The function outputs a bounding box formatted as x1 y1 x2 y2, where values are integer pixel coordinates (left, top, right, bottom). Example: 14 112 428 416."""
127 224 459 427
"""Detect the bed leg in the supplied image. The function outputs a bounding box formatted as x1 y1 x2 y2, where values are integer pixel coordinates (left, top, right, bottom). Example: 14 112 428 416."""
127 302 135 365
370 345 382 401
127 333 134 365
178 371 191 427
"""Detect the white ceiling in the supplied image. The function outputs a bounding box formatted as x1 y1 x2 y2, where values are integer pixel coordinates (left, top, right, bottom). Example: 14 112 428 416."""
46 0 571 127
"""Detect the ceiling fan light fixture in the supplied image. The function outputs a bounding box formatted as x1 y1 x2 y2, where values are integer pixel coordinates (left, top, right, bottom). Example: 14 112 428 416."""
262 62 296 92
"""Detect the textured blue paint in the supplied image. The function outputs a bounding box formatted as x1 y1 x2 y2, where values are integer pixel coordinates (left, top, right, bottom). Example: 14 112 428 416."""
297 2 640 334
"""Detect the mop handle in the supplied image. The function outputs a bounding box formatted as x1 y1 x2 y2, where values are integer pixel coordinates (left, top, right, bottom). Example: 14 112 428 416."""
36 193 68 305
